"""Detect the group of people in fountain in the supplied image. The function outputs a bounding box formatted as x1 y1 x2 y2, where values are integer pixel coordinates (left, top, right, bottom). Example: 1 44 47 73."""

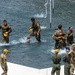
51 25 75 75
52 24 74 49
0 18 75 75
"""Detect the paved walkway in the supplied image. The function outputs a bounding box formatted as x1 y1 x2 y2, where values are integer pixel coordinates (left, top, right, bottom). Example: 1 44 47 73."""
0 62 75 75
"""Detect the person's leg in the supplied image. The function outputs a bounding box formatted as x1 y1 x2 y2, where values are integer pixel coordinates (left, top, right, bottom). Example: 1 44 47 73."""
35 32 41 42
2 35 5 43
3 63 8 75
1 64 6 75
55 40 58 49
56 69 60 75
69 36 74 44
51 64 57 75
64 64 70 75
70 64 74 75
6 36 9 43
51 67 56 75
56 64 60 75
63 39 66 47
58 39 63 48
27 32 34 42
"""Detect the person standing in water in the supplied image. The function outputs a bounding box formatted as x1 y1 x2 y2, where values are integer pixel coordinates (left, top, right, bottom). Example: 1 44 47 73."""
0 20 12 43
27 18 41 42
52 25 66 49
66 26 74 46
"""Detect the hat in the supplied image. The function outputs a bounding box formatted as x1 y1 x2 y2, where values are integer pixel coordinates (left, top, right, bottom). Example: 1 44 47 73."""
66 47 70 51
54 49 59 53
3 49 8 53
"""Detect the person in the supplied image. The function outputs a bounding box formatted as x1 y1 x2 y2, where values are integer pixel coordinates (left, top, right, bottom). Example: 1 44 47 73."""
0 49 8 75
63 46 70 75
27 18 41 42
0 20 12 43
51 49 61 75
68 44 75 75
52 25 66 49
66 26 74 46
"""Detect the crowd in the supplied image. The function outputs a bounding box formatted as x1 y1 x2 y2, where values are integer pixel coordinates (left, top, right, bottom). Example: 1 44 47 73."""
51 44 75 75
51 23 75 75
0 18 74 75
52 24 74 49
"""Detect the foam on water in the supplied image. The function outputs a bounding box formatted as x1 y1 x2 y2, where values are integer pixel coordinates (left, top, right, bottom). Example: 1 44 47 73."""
0 43 10 46
58 49 66 54
34 13 47 18
0 37 28 46
0 36 47 46
34 0 48 18
51 48 66 55
19 37 27 43
10 37 31 45
41 26 47 29
47 48 67 55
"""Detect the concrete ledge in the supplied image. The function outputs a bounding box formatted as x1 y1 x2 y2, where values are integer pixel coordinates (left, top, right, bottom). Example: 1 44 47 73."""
0 62 75 75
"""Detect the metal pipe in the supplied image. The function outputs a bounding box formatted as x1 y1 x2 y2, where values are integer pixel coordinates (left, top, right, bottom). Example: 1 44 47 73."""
52 0 54 13
50 0 52 28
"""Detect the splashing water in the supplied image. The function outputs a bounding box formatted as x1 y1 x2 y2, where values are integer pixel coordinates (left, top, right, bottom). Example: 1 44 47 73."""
0 36 47 47
0 37 28 46
34 13 46 18
47 48 66 55
41 26 47 29
0 43 10 46
34 0 48 18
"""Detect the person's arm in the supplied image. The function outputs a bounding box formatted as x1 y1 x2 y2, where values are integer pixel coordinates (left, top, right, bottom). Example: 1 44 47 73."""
68 50 72 54
63 55 67 62
66 30 72 37
32 24 34 28
59 55 61 62
1 55 5 63
1 57 4 63
0 25 2 29
69 33 73 36
51 55 54 63
37 24 41 33
8 26 12 33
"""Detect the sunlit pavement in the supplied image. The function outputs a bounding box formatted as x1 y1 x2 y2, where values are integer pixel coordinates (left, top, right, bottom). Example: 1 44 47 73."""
0 62 75 75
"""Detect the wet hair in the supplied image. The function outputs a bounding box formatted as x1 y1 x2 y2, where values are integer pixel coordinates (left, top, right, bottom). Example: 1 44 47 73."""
69 27 70 29
3 20 7 22
69 26 72 29
31 17 35 21
58 24 62 29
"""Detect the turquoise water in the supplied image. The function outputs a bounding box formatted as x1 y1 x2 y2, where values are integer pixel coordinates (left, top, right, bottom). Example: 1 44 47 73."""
0 0 75 69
